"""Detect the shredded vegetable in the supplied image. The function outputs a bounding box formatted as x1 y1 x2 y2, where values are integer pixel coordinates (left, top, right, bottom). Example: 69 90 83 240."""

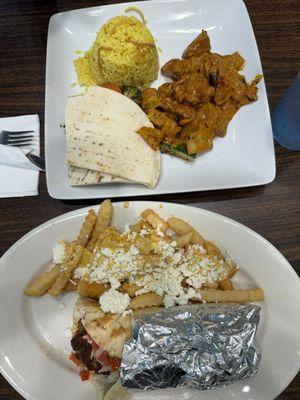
125 6 147 25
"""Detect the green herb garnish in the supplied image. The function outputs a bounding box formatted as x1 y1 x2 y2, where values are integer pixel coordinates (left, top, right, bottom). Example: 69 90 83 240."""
160 143 196 162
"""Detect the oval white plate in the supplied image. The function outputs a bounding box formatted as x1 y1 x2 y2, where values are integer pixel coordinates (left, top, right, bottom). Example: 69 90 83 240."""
0 201 299 400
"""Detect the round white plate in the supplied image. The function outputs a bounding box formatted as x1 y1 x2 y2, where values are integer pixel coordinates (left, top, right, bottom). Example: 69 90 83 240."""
0 201 299 400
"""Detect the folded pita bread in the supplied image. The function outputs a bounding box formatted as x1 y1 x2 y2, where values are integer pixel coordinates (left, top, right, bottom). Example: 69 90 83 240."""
65 87 160 188
72 297 161 399
66 96 128 186
68 166 129 186
72 297 131 359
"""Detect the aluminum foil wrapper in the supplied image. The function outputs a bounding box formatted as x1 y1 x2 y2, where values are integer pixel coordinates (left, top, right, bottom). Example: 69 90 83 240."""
121 304 261 391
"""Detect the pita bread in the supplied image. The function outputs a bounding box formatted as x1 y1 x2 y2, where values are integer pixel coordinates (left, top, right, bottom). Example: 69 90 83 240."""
102 379 133 400
66 95 128 186
72 298 162 356
68 166 129 186
72 297 131 359
65 87 160 188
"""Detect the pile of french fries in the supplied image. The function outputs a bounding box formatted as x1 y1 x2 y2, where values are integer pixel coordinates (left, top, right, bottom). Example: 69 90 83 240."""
24 200 264 306
24 199 113 298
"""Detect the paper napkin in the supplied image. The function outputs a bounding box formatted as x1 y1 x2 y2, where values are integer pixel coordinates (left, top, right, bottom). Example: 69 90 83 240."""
0 115 40 198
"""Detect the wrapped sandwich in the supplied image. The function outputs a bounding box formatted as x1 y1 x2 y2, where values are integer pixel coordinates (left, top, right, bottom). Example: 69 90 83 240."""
69 298 261 398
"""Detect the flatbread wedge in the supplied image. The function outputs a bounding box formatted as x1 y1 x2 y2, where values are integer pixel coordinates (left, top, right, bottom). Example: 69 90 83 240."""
68 166 129 186
65 87 160 188
70 297 162 399
72 297 131 359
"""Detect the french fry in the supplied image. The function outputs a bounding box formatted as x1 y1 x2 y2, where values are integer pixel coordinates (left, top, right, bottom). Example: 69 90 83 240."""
167 217 205 245
79 248 93 267
219 279 233 290
130 292 164 309
87 200 113 251
120 282 140 297
63 280 78 292
228 262 238 278
174 232 193 247
192 288 264 303
77 280 108 299
77 210 97 247
136 237 152 255
96 199 113 233
204 241 223 259
24 264 60 297
24 201 265 310
141 209 168 232
202 282 219 289
48 244 83 297
130 220 144 233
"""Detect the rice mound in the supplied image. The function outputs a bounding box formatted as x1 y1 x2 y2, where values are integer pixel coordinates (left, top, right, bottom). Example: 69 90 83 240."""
74 16 159 89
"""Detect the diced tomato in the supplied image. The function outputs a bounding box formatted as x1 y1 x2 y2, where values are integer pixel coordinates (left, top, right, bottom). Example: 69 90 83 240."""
98 350 111 366
101 82 121 93
97 350 120 371
110 357 121 372
69 353 80 367
86 333 99 351
79 369 90 381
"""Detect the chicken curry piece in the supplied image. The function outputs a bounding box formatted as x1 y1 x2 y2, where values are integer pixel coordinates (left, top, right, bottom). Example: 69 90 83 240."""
138 30 262 159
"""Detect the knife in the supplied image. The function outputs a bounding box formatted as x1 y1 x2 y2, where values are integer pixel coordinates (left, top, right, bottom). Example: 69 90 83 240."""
26 151 46 171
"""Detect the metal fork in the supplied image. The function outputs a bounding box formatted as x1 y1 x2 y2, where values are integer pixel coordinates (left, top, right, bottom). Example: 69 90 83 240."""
0 130 34 146
0 130 45 171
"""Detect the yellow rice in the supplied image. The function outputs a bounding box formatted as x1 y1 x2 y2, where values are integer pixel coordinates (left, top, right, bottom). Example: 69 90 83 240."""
74 16 158 89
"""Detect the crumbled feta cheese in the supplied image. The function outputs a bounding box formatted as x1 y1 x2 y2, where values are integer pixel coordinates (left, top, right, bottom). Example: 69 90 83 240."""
122 309 133 317
99 289 130 314
127 231 137 240
89 267 107 282
101 248 113 257
109 276 121 290
173 252 182 264
186 274 205 289
156 226 164 237
73 221 229 314
164 295 175 308
130 245 139 256
74 267 89 279
52 242 66 264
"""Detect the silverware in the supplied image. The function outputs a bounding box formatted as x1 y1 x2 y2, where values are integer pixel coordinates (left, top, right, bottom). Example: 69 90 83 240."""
0 130 34 146
0 130 45 171
26 151 45 171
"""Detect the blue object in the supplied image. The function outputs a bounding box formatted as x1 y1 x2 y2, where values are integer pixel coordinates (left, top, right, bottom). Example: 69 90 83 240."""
272 72 300 150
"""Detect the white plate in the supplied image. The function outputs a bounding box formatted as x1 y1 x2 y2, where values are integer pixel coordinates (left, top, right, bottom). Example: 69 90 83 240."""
0 201 299 400
45 0 275 200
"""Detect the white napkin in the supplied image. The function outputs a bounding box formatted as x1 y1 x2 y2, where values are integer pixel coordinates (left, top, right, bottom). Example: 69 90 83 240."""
0 115 40 198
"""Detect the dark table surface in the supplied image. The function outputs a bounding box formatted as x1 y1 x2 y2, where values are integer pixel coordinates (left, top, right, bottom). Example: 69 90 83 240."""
0 0 299 398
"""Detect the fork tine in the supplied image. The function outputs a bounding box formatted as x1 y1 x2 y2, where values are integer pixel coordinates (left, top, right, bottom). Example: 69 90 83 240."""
8 134 35 139
9 141 33 147
4 130 35 135
8 135 34 142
